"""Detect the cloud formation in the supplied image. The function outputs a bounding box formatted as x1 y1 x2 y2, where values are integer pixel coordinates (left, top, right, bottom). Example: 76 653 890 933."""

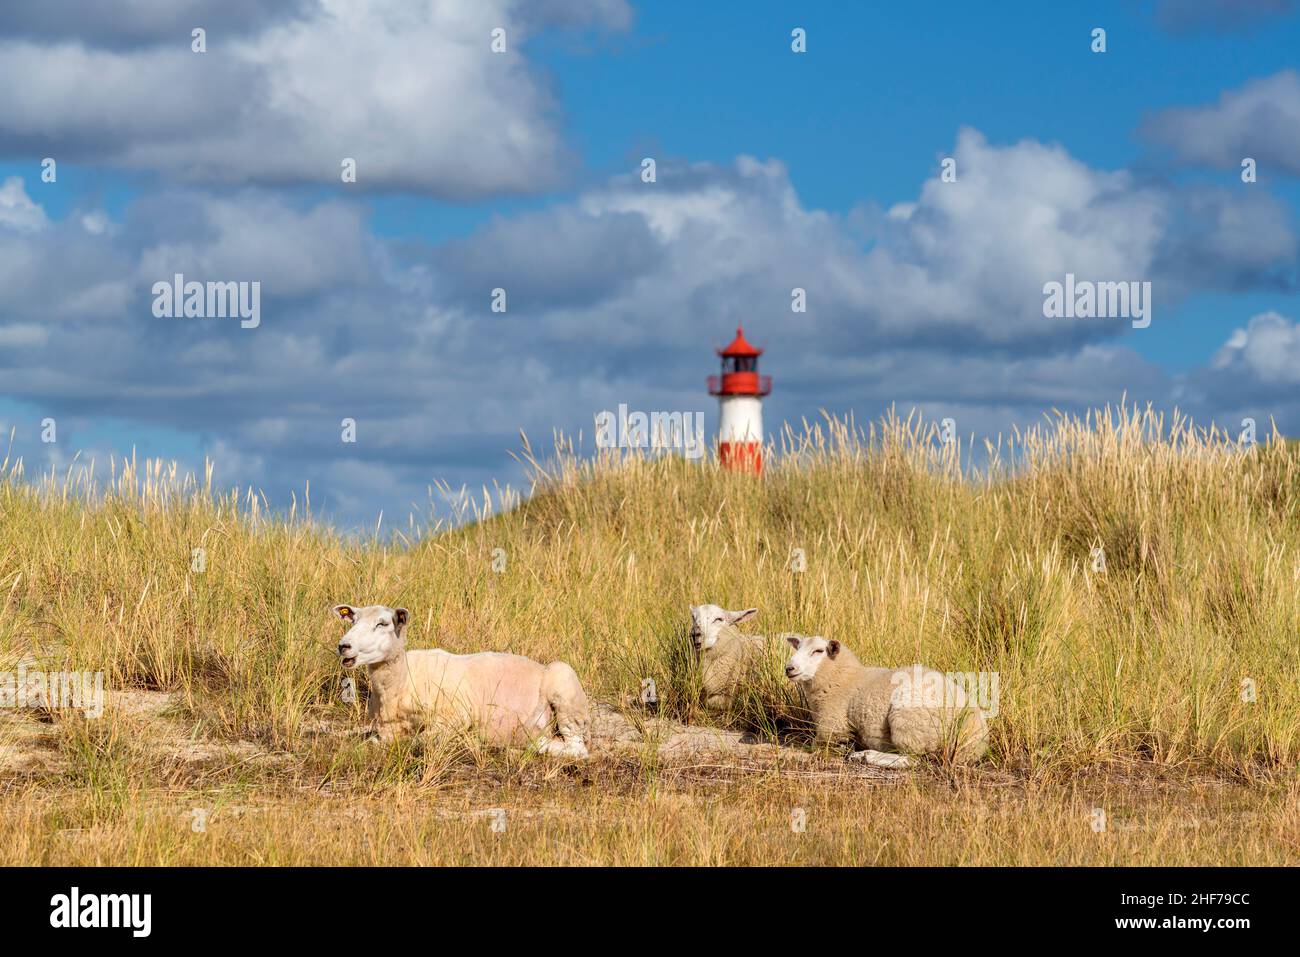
0 1 315 48
1143 70 1300 176
1209 310 1300 387
0 0 631 198
1 120 1296 525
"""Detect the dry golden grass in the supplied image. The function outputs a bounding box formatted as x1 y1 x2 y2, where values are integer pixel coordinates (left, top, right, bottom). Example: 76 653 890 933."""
3 765 1297 866
1 403 1297 865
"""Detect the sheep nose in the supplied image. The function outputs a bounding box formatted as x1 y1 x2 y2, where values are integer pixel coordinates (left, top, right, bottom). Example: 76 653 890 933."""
338 642 351 654
784 666 797 677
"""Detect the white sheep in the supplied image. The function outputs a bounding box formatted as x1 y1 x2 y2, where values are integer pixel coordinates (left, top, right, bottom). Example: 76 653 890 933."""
333 603 590 758
688 604 767 712
783 635 987 767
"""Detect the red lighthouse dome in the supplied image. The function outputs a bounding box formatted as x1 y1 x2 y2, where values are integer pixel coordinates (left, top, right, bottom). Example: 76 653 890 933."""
708 326 772 399
707 326 771 474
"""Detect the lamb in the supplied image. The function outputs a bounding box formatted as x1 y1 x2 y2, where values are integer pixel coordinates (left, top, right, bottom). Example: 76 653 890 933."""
688 604 768 712
333 603 590 758
783 635 987 767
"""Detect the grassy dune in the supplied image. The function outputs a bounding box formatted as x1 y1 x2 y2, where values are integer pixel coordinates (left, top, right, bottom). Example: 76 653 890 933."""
1 404 1297 865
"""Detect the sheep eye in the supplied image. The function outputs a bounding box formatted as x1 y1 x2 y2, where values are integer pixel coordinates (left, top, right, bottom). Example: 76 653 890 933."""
713 617 724 624
376 621 389 628
813 649 823 655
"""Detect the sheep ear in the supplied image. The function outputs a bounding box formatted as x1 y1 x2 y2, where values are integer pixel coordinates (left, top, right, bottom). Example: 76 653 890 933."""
333 604 355 623
730 608 758 624
393 607 409 629
786 635 801 650
826 639 841 659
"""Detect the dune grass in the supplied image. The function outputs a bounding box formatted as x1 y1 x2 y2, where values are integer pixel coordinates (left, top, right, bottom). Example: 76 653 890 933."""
1 403 1297 864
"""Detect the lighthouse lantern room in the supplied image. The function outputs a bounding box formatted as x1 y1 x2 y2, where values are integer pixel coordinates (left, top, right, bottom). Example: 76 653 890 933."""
707 325 771 474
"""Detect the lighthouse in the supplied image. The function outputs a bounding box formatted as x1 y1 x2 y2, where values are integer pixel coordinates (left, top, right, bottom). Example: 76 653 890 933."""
708 325 771 473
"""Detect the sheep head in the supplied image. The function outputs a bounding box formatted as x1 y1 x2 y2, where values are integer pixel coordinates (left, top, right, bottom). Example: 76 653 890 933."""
688 604 758 652
332 603 409 669
783 634 840 682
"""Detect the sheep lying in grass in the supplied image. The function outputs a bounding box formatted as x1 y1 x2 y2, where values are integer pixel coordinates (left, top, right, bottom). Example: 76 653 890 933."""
333 603 590 758
783 635 987 767
688 604 767 712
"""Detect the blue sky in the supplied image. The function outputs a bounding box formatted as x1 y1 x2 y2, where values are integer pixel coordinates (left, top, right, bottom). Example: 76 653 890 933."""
1 0 1299 529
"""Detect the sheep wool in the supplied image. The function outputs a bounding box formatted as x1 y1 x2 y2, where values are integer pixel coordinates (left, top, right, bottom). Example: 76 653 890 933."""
689 604 769 712
787 636 987 766
334 603 590 758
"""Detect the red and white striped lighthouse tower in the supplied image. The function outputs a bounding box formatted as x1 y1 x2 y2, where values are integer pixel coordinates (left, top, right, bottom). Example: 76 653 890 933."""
708 325 771 474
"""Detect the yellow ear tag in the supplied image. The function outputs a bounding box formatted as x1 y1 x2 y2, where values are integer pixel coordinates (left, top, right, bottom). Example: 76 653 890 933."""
338 608 352 619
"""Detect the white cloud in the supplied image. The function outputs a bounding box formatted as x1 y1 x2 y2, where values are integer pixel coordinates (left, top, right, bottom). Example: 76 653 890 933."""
0 177 49 232
860 129 1166 345
0 0 631 198
467 129 1291 360
1209 311 1300 383
80 211 111 235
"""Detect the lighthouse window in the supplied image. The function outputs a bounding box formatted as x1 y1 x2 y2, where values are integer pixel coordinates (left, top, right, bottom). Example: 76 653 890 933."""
725 356 757 373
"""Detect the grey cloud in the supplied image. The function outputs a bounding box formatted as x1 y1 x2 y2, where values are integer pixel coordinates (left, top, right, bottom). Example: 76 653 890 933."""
1142 71 1300 176
1152 0 1297 32
0 0 630 199
0 43 257 153
0 218 135 323
131 192 373 298
1148 184 1297 293
0 1 317 49
0 0 630 48
436 207 664 311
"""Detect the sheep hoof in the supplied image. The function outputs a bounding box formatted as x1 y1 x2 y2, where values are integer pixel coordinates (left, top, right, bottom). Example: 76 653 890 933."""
848 749 913 769
540 738 589 760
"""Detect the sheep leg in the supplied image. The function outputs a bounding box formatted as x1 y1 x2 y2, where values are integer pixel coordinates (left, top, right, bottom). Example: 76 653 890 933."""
847 749 913 768
538 736 587 759
553 721 589 758
370 719 404 743
540 662 590 759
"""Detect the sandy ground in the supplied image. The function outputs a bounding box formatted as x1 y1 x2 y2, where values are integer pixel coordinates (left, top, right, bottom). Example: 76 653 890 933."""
0 692 828 776
1 689 266 775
